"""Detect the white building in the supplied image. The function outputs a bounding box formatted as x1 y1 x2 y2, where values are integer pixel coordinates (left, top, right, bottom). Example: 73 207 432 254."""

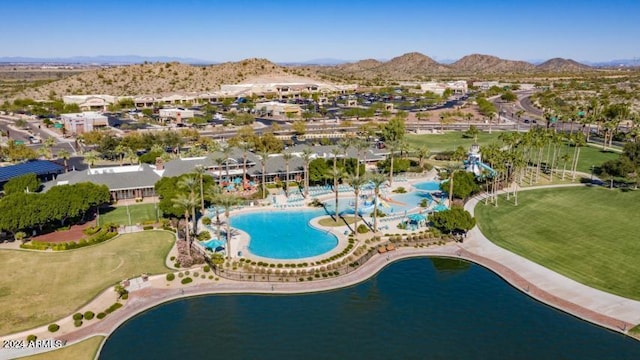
256 101 302 117
61 112 109 134
62 95 118 111
419 81 468 95
159 108 195 122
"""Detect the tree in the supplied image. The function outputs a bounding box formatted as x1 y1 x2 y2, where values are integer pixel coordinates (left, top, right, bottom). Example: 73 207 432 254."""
217 193 242 258
368 173 387 233
309 158 329 184
57 149 71 171
178 175 199 234
172 193 197 257
194 165 207 214
443 163 463 205
84 150 99 167
282 151 293 197
346 173 367 239
292 120 307 135
415 146 430 168
430 206 475 233
42 137 56 159
440 171 479 200
464 125 480 142
301 148 313 197
3 173 40 195
257 149 270 199
381 116 405 142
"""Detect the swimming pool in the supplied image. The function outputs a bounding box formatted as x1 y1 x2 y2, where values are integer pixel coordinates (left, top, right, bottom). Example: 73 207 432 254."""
200 239 225 251
230 209 338 259
414 181 442 192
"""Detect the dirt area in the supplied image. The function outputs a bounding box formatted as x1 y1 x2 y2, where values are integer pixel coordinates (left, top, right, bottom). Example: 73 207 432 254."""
31 221 96 243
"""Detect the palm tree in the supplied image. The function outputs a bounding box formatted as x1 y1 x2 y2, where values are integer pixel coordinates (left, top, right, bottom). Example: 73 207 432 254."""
257 149 270 199
415 145 430 168
43 137 56 159
352 139 369 178
368 173 387 233
172 193 198 257
84 150 99 167
214 157 225 186
326 166 346 220
338 139 351 168
217 193 242 259
239 141 253 182
346 173 367 239
301 148 313 197
193 165 207 214
114 144 128 166
443 162 463 205
386 140 398 186
125 148 138 165
570 132 586 182
178 175 199 234
57 149 70 172
282 151 293 197
206 183 223 241
221 144 232 182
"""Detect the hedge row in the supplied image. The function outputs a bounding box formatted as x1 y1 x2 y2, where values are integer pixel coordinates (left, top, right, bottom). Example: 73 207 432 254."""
20 225 118 251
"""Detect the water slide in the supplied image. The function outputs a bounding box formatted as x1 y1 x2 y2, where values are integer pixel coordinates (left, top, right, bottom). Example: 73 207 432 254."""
478 162 497 176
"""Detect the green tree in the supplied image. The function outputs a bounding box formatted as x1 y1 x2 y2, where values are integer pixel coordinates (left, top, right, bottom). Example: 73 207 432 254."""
381 116 405 142
3 173 40 195
172 193 197 257
368 173 387 233
346 173 367 239
308 158 329 184
430 206 476 233
217 193 242 258
292 120 307 135
440 171 479 200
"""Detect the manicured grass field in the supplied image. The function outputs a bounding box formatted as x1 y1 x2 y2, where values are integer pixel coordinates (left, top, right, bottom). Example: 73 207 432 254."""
318 216 357 227
405 131 506 153
98 203 160 226
573 146 618 174
0 231 174 335
475 187 640 300
22 336 105 360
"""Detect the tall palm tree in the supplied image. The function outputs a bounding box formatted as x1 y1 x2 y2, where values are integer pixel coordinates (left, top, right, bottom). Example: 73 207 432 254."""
257 149 270 199
214 157 225 186
443 162 463 205
326 167 346 220
57 149 71 172
178 175 199 234
352 139 369 178
125 148 138 165
301 148 313 197
43 137 56 159
346 173 367 239
114 144 128 166
206 183 223 241
217 193 242 259
282 151 293 197
368 173 387 233
221 144 232 182
338 139 351 168
570 132 586 182
172 193 198 257
239 141 253 182
386 140 398 186
193 165 207 214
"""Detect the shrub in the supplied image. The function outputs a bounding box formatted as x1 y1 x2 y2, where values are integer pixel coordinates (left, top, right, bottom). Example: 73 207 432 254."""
48 324 60 332
74 320 83 327
105 302 123 314
202 217 211 225
393 187 407 193
181 277 193 285
121 293 129 300
26 334 37 342
357 224 370 234
185 270 190 275
72 313 83 321
178 272 184 278
197 231 211 241
193 272 199 277
84 311 95 320
170 256 176 261
166 273 176 281
97 312 107 319
143 225 154 230
203 265 210 272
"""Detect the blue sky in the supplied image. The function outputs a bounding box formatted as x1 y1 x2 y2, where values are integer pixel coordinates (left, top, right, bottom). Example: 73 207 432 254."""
1 0 638 62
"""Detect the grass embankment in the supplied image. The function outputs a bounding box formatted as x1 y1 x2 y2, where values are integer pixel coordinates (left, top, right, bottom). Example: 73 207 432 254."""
475 187 640 300
21 336 105 360
0 231 174 335
98 203 160 226
318 216 357 227
629 324 640 337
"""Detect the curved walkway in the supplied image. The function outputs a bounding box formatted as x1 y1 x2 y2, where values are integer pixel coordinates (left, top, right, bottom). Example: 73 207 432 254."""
3 183 640 359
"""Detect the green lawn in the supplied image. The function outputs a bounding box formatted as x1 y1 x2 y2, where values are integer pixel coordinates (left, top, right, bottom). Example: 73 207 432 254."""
98 203 160 226
406 131 506 153
21 336 104 360
318 216 357 227
475 187 640 300
575 145 619 174
0 231 174 335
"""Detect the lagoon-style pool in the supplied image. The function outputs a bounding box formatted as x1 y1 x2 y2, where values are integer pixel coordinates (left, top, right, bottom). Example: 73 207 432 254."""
230 209 337 259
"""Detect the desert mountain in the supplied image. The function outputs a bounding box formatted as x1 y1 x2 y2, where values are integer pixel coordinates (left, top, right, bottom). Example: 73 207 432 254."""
536 58 592 72
16 58 325 99
450 54 536 73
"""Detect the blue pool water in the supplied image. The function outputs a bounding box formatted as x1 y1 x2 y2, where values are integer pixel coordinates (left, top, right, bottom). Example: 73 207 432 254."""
230 210 337 259
414 180 442 191
325 191 429 216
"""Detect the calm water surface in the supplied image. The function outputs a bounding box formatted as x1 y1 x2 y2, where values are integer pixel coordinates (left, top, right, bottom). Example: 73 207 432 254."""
100 258 640 359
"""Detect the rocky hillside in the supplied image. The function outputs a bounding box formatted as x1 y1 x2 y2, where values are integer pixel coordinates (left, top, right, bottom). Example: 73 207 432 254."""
536 58 592 72
450 54 536 74
16 58 325 100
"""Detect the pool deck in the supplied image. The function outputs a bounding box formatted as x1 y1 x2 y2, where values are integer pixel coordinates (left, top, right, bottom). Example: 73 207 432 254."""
2 182 640 359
